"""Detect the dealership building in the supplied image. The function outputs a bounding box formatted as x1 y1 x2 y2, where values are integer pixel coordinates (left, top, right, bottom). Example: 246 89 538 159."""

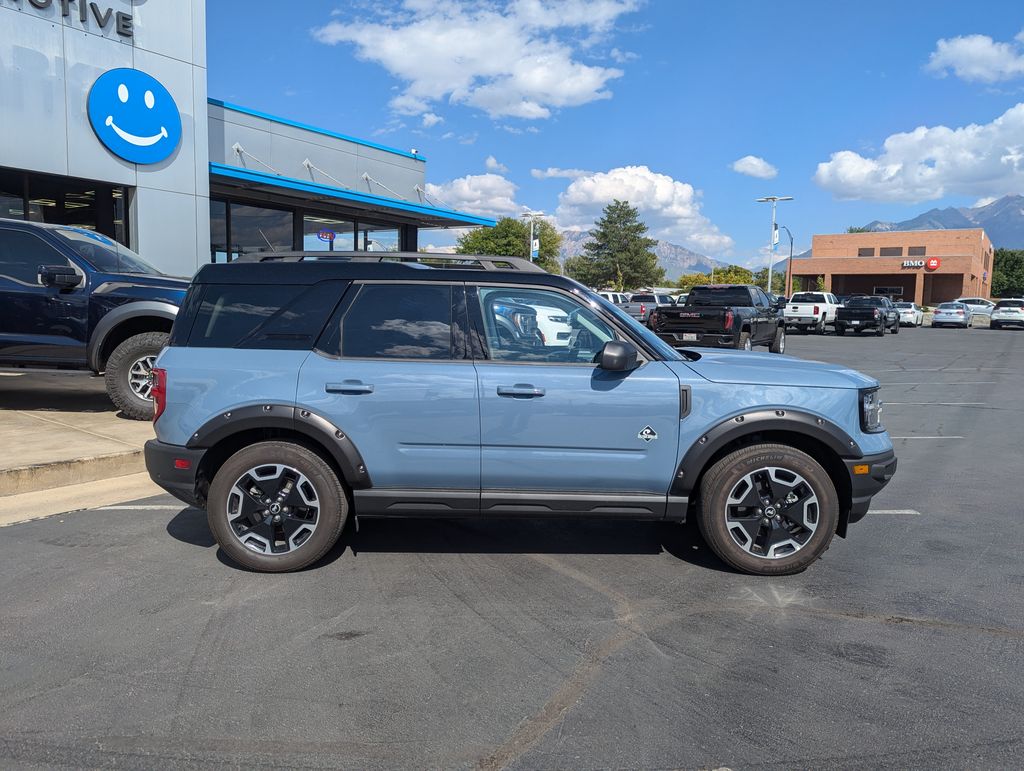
792 229 994 305
0 0 494 277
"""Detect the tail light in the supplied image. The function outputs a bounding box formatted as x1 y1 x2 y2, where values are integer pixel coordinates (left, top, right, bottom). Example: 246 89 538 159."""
640 303 647 317
152 367 167 422
813 305 820 315
648 310 660 328
724 309 734 330
873 308 880 319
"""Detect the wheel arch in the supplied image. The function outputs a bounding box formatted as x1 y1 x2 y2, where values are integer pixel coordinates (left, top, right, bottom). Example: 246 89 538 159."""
674 410 861 537
88 302 178 372
187 405 371 508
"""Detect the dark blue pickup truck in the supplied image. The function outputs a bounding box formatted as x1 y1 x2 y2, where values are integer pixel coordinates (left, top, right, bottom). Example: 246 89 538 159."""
0 218 187 419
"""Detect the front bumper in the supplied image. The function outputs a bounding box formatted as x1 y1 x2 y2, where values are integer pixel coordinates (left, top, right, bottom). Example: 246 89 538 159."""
144 439 206 508
845 449 897 524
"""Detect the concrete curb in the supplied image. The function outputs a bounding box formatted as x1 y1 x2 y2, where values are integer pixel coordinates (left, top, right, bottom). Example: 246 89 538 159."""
0 449 144 497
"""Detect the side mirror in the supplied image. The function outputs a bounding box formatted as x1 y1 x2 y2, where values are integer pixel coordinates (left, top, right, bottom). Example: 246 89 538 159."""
773 297 787 309
39 264 82 288
598 340 639 371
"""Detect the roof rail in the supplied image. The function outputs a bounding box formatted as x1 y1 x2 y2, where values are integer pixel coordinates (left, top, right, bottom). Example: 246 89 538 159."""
230 250 548 273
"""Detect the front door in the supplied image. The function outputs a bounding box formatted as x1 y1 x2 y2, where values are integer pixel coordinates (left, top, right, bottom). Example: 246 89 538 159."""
470 284 682 518
0 228 88 364
296 282 480 512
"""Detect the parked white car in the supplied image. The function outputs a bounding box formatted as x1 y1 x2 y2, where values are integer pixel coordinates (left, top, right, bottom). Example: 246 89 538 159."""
784 291 841 334
597 291 629 305
894 301 924 327
990 299 1024 329
955 296 996 317
524 303 573 346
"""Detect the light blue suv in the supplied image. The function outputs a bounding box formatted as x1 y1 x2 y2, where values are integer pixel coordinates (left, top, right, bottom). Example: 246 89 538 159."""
145 252 896 575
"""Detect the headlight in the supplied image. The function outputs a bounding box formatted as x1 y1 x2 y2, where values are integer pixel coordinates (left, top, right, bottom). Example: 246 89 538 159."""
860 387 884 433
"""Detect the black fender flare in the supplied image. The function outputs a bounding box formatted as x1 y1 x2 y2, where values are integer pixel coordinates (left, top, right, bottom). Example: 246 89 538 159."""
185 404 372 489
671 408 863 497
88 301 179 372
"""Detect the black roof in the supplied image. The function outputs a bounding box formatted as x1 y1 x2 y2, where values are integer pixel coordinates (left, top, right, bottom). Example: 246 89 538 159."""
195 251 578 289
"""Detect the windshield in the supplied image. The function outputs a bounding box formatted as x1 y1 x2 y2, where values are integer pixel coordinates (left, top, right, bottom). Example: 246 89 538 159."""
53 228 162 275
847 297 884 307
895 302 913 308
630 294 656 302
938 303 962 309
687 287 751 306
792 293 826 303
584 290 682 360
995 300 1024 308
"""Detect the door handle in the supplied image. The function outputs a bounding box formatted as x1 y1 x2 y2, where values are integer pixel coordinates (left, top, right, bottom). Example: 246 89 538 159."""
326 380 374 395
496 384 545 398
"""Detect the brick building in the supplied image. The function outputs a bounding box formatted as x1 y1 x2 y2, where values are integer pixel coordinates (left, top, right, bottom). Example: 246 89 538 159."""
791 229 994 305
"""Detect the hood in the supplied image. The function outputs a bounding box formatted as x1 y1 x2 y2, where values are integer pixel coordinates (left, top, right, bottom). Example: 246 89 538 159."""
674 349 878 390
93 273 191 293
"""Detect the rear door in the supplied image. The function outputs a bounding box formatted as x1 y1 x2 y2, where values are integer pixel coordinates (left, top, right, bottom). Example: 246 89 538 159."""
0 227 88 364
296 281 480 507
470 283 682 517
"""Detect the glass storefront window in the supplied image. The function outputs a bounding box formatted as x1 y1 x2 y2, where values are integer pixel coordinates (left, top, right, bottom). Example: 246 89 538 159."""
210 200 228 263
302 214 354 251
360 224 399 252
0 167 25 219
230 202 293 258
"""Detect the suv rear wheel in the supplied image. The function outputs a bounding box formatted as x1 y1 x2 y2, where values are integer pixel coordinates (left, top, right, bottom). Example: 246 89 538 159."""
208 441 348 572
697 443 838 575
104 331 168 420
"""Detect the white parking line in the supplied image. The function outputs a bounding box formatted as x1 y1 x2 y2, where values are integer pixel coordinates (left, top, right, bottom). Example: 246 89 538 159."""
872 509 922 515
98 505 181 511
890 436 965 440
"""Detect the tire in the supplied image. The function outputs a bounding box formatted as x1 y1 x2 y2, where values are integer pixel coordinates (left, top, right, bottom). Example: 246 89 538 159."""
769 326 786 354
815 317 826 335
207 441 348 572
992 322 1001 330
835 325 845 336
736 331 752 351
875 323 885 336
104 331 169 420
892 319 899 334
697 443 839 575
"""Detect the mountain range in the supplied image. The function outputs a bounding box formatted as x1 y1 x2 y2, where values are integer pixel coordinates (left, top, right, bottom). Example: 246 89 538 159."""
558 230 726 281
862 194 1024 248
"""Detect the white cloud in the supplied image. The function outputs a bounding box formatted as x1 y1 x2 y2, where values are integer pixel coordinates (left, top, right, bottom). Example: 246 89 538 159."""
485 155 508 173
424 173 521 218
311 0 637 119
730 155 778 179
973 195 998 208
609 47 638 63
421 112 443 128
814 102 1024 202
926 29 1024 83
555 165 734 254
531 166 591 179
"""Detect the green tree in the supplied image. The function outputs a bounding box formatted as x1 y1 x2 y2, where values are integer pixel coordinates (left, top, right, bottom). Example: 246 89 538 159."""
992 248 1024 297
455 217 562 274
846 226 872 233
675 265 755 291
753 267 786 295
564 200 663 290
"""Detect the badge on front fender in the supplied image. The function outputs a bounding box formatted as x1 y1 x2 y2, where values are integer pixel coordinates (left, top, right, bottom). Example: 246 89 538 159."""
638 425 658 442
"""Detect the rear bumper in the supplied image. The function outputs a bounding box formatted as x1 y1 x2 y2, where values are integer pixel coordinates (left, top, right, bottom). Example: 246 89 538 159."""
655 331 737 349
144 439 205 508
785 317 818 326
845 449 897 524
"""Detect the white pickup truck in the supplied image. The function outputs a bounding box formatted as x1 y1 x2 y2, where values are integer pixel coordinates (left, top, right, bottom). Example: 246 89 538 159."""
784 291 841 334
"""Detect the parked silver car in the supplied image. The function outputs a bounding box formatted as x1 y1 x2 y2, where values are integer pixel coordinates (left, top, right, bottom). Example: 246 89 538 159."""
931 301 972 328
894 301 924 327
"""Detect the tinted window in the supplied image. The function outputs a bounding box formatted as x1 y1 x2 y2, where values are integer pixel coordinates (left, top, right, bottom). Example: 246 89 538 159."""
188 282 342 349
847 297 885 307
656 295 674 304
879 247 903 257
687 287 752 306
857 247 875 257
938 303 962 310
0 228 68 284
995 300 1024 308
792 293 826 303
895 302 913 309
908 246 926 256
630 294 656 302
340 284 452 359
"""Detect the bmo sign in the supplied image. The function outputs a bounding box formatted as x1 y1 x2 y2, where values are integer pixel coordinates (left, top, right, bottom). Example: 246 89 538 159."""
901 257 942 270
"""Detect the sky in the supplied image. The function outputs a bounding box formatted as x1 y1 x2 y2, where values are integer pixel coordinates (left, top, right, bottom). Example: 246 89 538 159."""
207 0 1024 266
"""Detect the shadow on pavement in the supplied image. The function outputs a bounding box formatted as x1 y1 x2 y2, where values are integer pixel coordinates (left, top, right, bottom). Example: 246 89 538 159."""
0 370 113 413
165 507 734 573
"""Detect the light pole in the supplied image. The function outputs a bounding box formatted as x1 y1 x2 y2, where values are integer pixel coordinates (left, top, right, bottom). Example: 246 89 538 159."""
520 209 546 267
756 195 792 293
779 225 794 298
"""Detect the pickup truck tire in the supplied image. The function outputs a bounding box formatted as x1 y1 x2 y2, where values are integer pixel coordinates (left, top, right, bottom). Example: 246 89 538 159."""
875 324 885 337
104 331 169 420
815 317 826 334
769 326 786 354
835 325 845 336
697 443 839 576
736 332 752 351
891 319 900 334
207 441 348 573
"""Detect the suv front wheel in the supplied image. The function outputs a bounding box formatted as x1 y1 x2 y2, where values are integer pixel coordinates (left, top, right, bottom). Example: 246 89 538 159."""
697 443 838 575
208 442 348 572
104 331 169 420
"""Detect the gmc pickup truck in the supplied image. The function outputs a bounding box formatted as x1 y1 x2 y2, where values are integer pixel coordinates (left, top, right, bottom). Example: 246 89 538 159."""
647 284 786 352
835 296 900 336
785 291 841 334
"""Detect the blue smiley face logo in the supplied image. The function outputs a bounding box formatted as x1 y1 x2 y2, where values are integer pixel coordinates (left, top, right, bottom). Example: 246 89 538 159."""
87 68 182 164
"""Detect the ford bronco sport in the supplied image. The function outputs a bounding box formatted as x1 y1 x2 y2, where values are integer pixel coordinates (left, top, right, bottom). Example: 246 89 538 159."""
145 252 896 575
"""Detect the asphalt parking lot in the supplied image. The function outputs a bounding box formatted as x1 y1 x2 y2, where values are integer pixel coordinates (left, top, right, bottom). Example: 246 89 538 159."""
2 326 1022 769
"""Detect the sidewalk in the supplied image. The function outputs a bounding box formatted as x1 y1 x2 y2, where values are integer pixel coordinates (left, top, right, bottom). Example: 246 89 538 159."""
0 370 156 496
